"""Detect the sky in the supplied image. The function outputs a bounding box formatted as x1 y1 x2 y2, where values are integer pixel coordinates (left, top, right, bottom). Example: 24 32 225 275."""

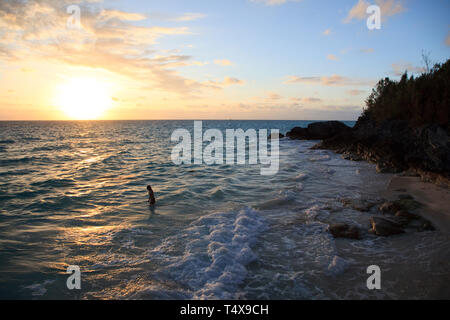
0 0 449 120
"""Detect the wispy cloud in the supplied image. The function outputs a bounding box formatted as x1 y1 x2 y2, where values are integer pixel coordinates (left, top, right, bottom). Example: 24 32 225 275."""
322 29 332 36
327 54 339 61
170 12 207 22
204 77 245 89
344 0 405 23
347 89 367 96
291 97 322 103
285 74 373 86
214 59 233 66
267 92 282 100
446 31 450 47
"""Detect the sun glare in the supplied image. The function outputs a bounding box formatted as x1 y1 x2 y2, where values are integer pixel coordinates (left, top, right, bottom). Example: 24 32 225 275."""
56 78 112 120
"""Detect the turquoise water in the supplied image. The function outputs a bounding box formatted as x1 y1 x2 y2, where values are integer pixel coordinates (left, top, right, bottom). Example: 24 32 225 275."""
1 120 448 299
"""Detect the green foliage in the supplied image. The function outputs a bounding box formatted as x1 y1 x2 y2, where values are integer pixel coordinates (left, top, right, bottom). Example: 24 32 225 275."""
362 59 450 129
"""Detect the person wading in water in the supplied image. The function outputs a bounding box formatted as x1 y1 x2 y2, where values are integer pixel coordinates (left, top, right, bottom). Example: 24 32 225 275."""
147 185 156 205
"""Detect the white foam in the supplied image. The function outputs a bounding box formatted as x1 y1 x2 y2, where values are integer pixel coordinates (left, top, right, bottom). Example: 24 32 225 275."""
148 207 266 299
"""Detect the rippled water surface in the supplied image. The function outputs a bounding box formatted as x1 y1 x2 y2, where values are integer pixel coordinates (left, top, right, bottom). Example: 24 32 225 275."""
0 120 448 299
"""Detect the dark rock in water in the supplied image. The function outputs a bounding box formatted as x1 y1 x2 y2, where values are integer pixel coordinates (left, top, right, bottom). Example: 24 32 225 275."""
286 127 309 139
395 210 419 220
370 216 405 236
268 132 284 140
393 198 422 211
379 198 422 214
379 201 402 214
340 198 380 212
307 121 352 140
398 194 414 200
287 121 351 140
327 223 360 240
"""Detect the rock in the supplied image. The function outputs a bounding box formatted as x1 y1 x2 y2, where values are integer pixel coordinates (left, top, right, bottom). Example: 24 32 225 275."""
287 121 351 140
370 216 405 236
398 194 414 200
308 114 450 187
395 210 419 220
307 121 352 140
379 198 422 214
286 127 309 140
420 221 435 231
327 223 360 240
408 218 436 232
379 201 402 214
393 198 422 211
342 152 363 161
340 198 378 212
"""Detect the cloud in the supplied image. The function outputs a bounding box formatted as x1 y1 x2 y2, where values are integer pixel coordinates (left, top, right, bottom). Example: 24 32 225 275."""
347 89 366 96
285 74 373 86
391 62 425 76
344 0 370 22
250 0 301 6
222 77 245 85
267 92 282 100
204 77 245 89
446 31 450 47
98 9 147 21
214 59 233 66
0 0 217 98
292 97 322 103
322 29 332 36
344 0 405 23
170 12 207 22
327 54 339 61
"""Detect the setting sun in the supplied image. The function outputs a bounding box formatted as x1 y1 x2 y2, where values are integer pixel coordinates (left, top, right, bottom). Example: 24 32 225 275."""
56 78 112 120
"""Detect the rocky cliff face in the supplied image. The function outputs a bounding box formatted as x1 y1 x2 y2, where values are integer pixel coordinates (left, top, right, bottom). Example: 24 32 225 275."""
290 119 450 187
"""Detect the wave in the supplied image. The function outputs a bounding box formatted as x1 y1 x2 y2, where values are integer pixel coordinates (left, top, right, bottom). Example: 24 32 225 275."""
144 207 266 299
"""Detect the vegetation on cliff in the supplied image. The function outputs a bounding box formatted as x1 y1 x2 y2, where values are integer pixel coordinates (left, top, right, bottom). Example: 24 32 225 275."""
361 58 450 130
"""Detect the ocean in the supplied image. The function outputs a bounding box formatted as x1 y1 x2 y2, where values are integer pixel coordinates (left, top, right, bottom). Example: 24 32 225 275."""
0 120 448 299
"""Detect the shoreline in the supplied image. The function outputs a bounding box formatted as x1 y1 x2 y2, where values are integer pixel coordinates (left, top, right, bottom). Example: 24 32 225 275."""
382 175 450 233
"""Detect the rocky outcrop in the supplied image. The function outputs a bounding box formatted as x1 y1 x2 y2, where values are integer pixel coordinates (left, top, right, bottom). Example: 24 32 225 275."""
286 121 352 140
374 197 435 234
327 223 360 239
309 117 450 187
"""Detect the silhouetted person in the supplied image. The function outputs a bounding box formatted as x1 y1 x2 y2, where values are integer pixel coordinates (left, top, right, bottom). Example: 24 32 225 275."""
147 185 156 205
